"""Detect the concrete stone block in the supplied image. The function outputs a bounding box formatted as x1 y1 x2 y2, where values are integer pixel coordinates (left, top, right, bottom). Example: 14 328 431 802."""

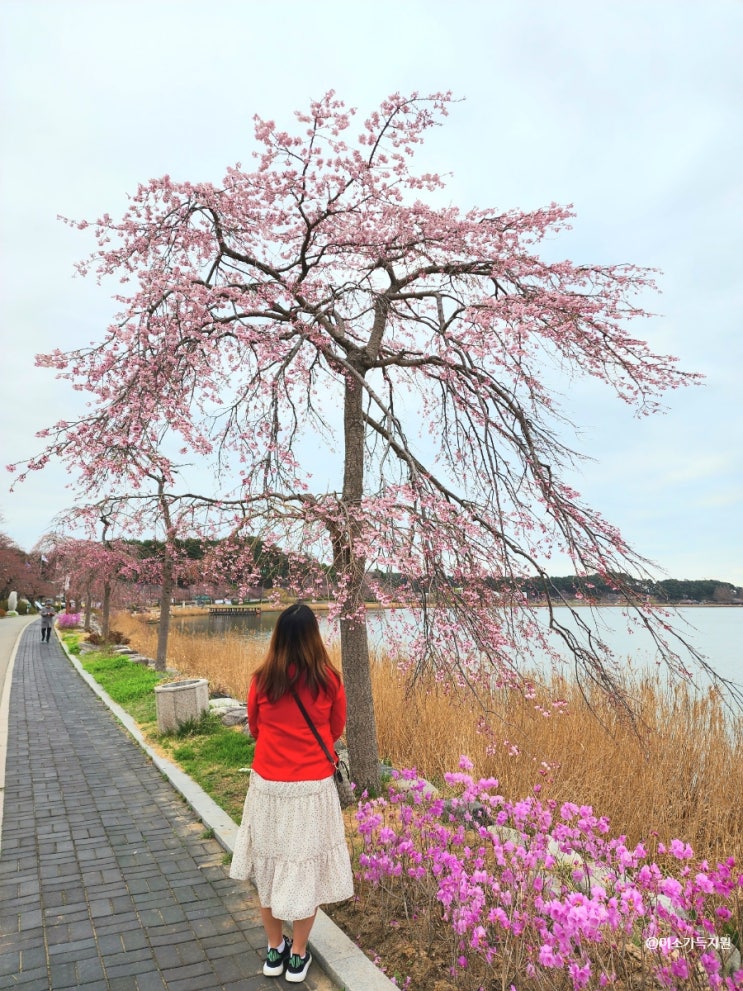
154 679 209 733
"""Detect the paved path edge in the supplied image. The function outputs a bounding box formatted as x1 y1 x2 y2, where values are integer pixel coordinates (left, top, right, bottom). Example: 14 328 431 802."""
0 615 35 854
59 634 396 991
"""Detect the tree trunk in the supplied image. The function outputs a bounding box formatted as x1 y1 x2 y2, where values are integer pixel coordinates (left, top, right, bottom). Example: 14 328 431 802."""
340 615 380 794
338 370 381 794
101 581 111 639
155 483 175 672
155 552 174 672
100 516 112 640
84 580 93 631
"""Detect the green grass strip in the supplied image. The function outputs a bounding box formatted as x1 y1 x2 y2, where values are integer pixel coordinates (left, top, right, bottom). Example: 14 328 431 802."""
80 653 165 703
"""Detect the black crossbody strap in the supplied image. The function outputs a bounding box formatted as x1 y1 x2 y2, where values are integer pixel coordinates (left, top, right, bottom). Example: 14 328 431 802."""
290 690 337 768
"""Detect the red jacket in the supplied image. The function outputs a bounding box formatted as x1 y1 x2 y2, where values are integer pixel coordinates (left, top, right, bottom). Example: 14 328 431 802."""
247 673 347 782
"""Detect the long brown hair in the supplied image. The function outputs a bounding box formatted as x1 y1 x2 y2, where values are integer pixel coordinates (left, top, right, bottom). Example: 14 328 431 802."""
253 603 341 703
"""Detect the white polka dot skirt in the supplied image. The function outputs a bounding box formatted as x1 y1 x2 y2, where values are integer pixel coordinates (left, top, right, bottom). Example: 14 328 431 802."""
229 771 354 921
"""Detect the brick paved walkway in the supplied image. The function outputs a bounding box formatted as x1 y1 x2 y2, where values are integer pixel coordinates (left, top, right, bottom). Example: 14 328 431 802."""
0 623 338 991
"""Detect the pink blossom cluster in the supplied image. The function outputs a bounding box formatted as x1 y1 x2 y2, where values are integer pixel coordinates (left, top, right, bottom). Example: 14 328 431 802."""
55 612 82 629
355 761 743 989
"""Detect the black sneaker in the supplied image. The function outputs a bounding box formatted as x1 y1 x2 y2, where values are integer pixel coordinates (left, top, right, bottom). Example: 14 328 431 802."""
263 936 292 977
285 950 312 983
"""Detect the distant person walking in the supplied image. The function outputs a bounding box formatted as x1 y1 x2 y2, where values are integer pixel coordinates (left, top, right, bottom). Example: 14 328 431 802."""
40 600 56 642
229 603 353 984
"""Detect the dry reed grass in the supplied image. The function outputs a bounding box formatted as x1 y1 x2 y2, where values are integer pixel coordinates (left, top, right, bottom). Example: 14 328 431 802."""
113 611 743 863
374 664 743 865
114 611 267 698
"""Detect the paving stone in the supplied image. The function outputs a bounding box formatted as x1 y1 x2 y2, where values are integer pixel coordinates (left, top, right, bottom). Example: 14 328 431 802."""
48 959 80 987
133 974 168 991
19 945 47 971
0 950 21 978
7 964 50 988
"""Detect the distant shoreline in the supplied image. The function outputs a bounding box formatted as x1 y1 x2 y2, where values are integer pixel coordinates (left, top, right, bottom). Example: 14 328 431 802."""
164 599 743 617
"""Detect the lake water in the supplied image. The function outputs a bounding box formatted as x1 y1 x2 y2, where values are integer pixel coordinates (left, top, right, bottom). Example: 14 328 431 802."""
174 605 742 688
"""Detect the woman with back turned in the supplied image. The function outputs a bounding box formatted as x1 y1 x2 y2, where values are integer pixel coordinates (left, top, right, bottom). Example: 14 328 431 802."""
229 602 353 983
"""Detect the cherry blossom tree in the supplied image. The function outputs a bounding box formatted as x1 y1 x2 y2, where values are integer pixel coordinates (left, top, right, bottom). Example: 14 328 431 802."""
47 474 221 667
18 402 230 666
1 531 55 605
42 518 142 637
19 91 721 792
112 478 233 670
104 476 182 669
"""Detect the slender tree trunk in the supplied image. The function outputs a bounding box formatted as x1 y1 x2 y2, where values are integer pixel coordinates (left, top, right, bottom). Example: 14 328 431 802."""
155 482 175 672
155 551 173 672
101 581 111 639
100 515 112 640
337 370 381 795
84 580 93 631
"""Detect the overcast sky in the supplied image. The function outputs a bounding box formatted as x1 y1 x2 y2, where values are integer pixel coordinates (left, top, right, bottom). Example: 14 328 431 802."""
1 0 741 586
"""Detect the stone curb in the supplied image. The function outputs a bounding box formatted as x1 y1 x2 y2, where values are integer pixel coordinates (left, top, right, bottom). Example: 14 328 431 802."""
0 616 36 850
59 633 397 991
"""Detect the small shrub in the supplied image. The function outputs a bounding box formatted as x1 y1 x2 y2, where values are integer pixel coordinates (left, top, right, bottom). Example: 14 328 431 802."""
85 629 130 646
169 710 221 739
107 629 130 645
56 612 81 629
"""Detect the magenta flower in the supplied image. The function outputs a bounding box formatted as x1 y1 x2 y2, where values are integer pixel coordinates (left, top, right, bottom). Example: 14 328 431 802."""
353 764 742 989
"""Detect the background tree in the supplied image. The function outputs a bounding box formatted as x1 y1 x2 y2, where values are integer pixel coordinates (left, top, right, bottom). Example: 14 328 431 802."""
0 535 24 602
0 533 33 603
44 518 140 636
0 521 56 605
22 91 726 792
49 483 221 666
102 474 184 669
117 475 217 669
17 413 223 666
43 535 97 627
